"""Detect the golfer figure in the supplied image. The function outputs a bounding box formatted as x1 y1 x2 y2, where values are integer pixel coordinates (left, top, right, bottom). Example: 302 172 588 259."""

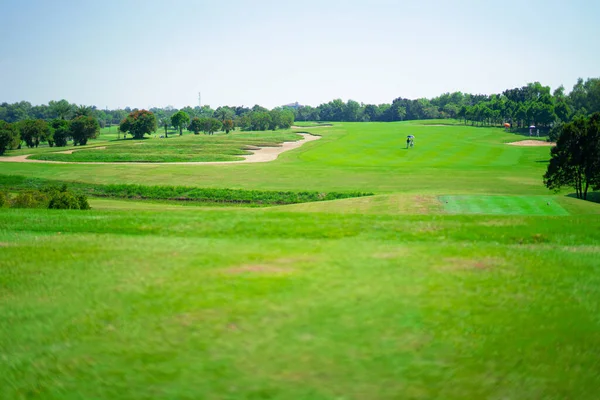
406 137 410 149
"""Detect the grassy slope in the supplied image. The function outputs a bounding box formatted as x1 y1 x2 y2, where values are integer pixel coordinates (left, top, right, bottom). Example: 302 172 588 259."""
2 121 600 399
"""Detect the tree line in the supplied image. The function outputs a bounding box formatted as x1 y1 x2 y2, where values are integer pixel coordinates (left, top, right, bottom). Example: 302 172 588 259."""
294 78 600 129
2 77 599 154
0 106 100 155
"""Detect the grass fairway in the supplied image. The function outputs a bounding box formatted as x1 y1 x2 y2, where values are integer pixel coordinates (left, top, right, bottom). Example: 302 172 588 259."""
440 195 570 216
2 121 600 399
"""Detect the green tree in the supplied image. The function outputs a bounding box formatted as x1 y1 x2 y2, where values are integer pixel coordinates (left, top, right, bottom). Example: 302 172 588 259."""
214 106 235 122
18 119 50 148
48 99 73 120
188 117 203 135
160 118 170 138
201 118 222 135
70 116 100 145
222 119 234 134
73 105 94 118
250 112 271 131
171 111 190 136
119 110 157 139
0 121 20 155
50 119 71 147
544 113 600 199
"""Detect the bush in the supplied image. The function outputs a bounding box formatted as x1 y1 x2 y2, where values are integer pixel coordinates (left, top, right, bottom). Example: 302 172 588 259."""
0 192 8 208
48 191 82 209
12 191 49 208
77 194 91 210
0 182 91 210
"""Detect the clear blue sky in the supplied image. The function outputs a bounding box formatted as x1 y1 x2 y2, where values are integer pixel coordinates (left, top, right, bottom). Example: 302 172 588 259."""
1 0 599 109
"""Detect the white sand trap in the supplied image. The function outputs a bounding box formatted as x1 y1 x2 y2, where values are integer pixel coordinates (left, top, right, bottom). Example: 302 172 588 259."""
507 140 555 147
0 134 320 165
54 146 107 154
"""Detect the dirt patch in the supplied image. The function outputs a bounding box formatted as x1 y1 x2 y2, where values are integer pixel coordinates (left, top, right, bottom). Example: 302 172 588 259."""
0 242 10 247
374 252 407 259
0 134 320 165
507 140 555 147
438 257 502 272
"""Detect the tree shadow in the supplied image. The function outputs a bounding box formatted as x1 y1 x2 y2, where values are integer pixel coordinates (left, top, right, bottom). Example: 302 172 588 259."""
566 192 600 203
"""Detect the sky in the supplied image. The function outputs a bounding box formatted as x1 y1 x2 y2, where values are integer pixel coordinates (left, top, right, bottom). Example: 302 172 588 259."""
1 0 599 110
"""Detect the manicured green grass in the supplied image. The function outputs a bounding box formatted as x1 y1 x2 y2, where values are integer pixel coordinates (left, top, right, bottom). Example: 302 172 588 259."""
439 195 570 216
2 120 600 399
1 208 600 399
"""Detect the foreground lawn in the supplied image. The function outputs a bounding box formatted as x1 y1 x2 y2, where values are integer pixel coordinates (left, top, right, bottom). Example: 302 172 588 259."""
1 208 600 399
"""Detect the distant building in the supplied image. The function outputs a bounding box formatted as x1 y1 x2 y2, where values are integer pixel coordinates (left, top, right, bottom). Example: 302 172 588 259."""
283 102 302 109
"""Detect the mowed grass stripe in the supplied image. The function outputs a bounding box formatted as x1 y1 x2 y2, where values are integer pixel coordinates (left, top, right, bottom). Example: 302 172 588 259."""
439 195 570 216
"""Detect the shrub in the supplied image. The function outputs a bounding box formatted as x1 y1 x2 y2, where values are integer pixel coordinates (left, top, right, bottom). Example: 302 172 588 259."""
77 194 91 210
12 191 49 208
0 192 8 208
48 191 82 209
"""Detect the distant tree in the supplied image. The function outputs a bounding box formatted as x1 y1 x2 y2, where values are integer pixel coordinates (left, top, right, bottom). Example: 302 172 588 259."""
18 119 50 148
250 112 271 131
160 118 170 138
214 106 235 122
70 116 100 145
202 118 222 135
171 111 190 136
73 105 94 118
269 109 282 130
279 109 294 129
48 100 73 120
0 121 20 155
119 109 157 139
222 119 234 134
544 113 600 200
188 117 203 135
50 119 71 147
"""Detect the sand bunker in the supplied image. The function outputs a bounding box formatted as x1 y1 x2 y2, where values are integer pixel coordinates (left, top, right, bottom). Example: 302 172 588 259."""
507 140 555 147
0 134 320 165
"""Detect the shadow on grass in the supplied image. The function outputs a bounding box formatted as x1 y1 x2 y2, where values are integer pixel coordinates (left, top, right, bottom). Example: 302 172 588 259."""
566 192 600 203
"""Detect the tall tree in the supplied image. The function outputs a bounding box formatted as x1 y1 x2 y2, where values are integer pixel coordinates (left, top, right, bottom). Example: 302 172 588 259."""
188 117 203 135
222 119 234 134
544 113 600 199
18 119 50 148
73 105 94 118
0 121 20 155
70 116 100 145
171 111 190 136
50 119 71 147
49 100 73 120
119 110 157 139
